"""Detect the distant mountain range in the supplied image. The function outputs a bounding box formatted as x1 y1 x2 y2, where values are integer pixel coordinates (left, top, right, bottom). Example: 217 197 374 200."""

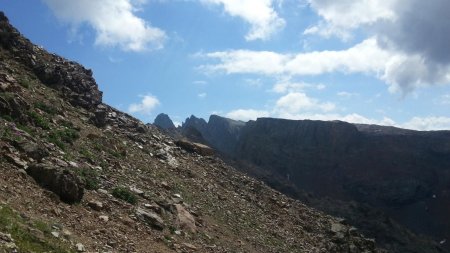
155 113 450 252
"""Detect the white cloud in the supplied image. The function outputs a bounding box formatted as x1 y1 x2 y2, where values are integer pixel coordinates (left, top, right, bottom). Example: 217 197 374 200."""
200 38 388 76
274 92 335 115
173 121 182 127
200 37 450 94
337 91 358 98
301 0 450 93
272 79 325 93
275 112 396 126
198 92 207 98
43 0 167 52
200 0 285 40
305 0 396 39
401 116 450 131
224 91 450 130
200 50 289 75
225 109 270 121
381 53 450 94
128 94 160 115
244 78 263 88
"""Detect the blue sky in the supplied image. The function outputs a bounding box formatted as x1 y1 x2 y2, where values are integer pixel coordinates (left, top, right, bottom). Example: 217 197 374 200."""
2 0 450 130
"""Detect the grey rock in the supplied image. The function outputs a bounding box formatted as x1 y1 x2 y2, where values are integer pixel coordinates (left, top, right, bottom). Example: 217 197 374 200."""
75 243 85 252
27 163 84 204
175 140 214 156
13 140 49 161
88 201 103 211
135 207 165 230
175 204 197 233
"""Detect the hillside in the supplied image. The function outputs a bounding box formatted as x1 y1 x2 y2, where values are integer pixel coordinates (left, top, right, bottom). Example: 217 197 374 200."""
0 12 381 253
181 115 450 253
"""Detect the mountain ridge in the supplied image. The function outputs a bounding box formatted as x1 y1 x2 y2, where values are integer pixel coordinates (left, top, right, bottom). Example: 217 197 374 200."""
179 114 450 253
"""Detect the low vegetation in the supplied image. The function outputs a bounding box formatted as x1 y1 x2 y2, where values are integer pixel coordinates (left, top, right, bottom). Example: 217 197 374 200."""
112 187 138 205
0 204 74 253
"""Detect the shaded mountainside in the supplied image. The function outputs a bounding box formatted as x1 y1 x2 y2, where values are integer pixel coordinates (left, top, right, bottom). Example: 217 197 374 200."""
181 115 450 253
0 12 380 253
182 115 245 156
154 113 176 130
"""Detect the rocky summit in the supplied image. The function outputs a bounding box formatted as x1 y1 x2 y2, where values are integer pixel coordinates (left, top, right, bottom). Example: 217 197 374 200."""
154 113 176 130
0 12 381 253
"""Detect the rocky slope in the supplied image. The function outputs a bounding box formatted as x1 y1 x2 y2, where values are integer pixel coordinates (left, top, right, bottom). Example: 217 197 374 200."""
0 12 380 253
181 115 450 253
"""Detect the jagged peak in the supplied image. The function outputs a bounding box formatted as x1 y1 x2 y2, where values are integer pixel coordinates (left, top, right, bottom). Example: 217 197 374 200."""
153 113 175 129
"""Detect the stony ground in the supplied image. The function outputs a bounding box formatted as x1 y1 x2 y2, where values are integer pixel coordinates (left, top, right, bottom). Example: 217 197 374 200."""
0 11 381 253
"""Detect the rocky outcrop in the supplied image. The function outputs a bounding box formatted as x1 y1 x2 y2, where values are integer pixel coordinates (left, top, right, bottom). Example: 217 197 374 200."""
0 12 102 109
175 139 214 156
153 113 176 129
27 163 85 204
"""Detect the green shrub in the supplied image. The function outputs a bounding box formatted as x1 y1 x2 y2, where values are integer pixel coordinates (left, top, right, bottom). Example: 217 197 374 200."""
16 123 33 134
1 115 13 122
18 77 31 88
34 102 58 115
28 111 50 130
112 187 137 205
75 168 100 190
47 128 80 150
47 133 65 149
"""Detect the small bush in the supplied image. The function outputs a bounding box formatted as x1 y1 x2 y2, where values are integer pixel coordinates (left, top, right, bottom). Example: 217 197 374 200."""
16 123 33 134
47 134 65 149
47 128 80 150
57 128 79 144
18 77 31 88
75 168 100 190
28 111 50 130
34 102 58 115
112 187 137 205
2 115 13 122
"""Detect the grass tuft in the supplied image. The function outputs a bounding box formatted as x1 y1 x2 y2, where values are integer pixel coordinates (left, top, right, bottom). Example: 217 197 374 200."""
112 187 138 205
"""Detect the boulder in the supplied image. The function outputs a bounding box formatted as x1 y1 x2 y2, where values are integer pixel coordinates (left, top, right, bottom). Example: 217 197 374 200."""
91 105 108 127
135 207 165 230
27 163 84 204
0 94 30 122
175 204 197 233
175 140 214 156
13 140 49 161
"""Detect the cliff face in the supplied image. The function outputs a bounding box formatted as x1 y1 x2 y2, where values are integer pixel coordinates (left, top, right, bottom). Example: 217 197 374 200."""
182 115 450 252
237 119 362 196
237 119 450 205
182 115 245 155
